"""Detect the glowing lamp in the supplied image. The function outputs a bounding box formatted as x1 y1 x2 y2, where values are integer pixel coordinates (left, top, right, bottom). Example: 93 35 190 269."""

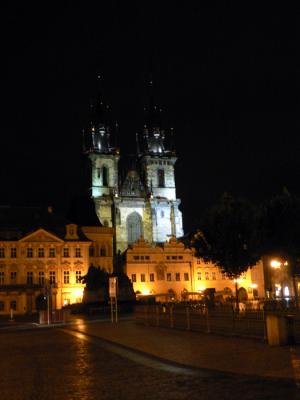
270 260 281 269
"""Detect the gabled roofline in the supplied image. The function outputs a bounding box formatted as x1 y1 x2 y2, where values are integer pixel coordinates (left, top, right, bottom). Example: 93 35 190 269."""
19 228 64 244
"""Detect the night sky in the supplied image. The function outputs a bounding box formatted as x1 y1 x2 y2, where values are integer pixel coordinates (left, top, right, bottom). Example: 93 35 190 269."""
1 3 297 233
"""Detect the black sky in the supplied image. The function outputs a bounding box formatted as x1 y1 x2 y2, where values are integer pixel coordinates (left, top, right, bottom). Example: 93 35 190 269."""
0 2 297 233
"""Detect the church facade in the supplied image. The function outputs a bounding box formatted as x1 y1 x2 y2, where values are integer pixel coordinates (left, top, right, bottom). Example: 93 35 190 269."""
84 93 183 253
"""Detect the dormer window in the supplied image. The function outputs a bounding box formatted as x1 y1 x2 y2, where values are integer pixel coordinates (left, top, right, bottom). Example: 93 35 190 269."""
65 224 79 240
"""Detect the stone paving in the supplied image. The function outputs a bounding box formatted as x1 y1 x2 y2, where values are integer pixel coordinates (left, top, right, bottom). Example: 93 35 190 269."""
71 319 298 380
0 327 298 400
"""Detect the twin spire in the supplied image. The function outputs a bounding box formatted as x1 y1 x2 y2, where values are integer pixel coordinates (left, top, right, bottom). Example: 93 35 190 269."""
83 78 175 157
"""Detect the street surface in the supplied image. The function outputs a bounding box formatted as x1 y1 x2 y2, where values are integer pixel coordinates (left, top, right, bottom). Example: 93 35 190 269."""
0 323 298 400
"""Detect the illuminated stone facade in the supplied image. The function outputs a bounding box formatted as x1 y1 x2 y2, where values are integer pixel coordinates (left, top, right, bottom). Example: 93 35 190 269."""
0 209 113 315
83 93 183 253
126 237 265 302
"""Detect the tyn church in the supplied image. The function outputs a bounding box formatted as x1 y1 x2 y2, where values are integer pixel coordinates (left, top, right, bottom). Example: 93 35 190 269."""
83 89 184 253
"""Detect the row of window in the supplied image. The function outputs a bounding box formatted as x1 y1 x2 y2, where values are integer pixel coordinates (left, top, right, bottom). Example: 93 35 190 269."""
0 300 16 311
149 160 172 166
0 247 83 258
131 272 190 283
132 255 184 261
89 246 107 257
0 270 82 285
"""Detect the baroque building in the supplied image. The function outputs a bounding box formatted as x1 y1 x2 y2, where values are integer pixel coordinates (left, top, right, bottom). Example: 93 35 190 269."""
0 206 113 315
83 89 183 253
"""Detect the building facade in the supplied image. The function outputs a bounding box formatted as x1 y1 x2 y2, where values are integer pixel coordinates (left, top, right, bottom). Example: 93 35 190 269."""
83 91 183 253
0 207 113 315
126 237 265 302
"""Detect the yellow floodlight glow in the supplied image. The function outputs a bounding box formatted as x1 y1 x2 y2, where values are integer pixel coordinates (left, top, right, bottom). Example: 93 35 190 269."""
142 289 150 295
234 278 243 283
75 288 84 298
197 286 206 292
270 260 281 269
249 283 258 289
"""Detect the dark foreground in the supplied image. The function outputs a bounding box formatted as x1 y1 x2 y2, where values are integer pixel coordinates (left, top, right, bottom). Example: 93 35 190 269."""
0 327 298 400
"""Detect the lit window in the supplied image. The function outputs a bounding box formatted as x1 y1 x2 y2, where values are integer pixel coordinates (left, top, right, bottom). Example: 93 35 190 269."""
184 273 189 281
38 248 45 258
166 273 171 281
49 271 56 284
205 272 209 280
131 274 136 282
75 248 81 258
38 271 45 286
197 272 201 280
0 248 5 258
76 271 82 284
212 272 216 280
49 248 56 258
27 272 33 285
10 248 17 258
63 247 69 257
150 273 155 282
141 274 145 282
175 273 180 281
27 248 33 258
64 271 70 284
0 271 4 284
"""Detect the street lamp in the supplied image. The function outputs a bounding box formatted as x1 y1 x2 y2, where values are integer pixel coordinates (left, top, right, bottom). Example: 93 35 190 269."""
270 259 289 299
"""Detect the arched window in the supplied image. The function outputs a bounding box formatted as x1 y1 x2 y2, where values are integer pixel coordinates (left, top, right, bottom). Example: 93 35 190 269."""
102 166 109 187
127 212 143 245
157 169 165 187
100 246 106 256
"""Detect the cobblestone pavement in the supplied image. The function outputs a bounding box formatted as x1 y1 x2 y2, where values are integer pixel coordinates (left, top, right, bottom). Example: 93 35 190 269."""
0 328 298 400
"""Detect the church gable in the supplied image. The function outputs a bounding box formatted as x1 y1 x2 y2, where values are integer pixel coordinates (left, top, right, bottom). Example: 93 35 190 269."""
19 228 64 244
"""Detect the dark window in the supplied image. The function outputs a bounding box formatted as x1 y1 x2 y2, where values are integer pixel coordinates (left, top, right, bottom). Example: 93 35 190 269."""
131 274 136 282
0 301 4 311
75 248 82 257
150 273 155 282
145 256 150 260
102 166 108 186
10 248 17 258
10 300 16 311
184 273 189 281
127 212 143 245
49 271 56 284
0 248 5 258
157 169 165 187
38 248 44 258
76 271 81 284
49 248 56 258
27 272 33 285
10 272 17 282
0 271 4 284
100 246 106 256
133 256 140 260
141 274 145 282
63 247 69 257
38 272 45 286
89 246 94 257
166 273 171 281
27 248 33 258
64 271 70 284
175 273 180 281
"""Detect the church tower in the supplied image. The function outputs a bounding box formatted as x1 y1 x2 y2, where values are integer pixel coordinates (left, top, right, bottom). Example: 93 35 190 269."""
83 95 119 228
83 82 183 254
137 82 183 243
